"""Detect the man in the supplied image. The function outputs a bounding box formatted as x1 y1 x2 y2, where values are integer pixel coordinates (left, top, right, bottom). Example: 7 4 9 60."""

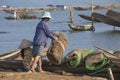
30 12 58 72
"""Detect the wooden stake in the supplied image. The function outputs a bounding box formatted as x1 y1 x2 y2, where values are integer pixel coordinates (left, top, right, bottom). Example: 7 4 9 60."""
91 0 95 30
107 68 115 80
69 6 73 23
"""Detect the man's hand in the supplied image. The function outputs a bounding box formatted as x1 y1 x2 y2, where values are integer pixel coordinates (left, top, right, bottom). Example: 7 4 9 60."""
54 37 59 42
53 31 59 36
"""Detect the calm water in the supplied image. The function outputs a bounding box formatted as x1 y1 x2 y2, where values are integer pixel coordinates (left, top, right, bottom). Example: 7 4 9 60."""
0 0 120 55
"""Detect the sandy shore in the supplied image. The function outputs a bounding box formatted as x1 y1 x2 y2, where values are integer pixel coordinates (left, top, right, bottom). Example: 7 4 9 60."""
0 71 108 80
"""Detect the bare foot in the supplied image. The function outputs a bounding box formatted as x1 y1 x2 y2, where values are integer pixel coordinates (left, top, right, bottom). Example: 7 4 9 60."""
27 69 36 73
38 70 44 73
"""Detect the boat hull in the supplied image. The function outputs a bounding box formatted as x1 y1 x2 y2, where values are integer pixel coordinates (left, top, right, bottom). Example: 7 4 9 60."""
106 10 120 21
78 14 100 22
92 12 120 27
68 23 94 31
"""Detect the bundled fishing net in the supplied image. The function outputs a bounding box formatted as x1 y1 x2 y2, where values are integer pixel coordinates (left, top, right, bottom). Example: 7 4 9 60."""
85 50 109 70
21 47 33 70
64 48 94 68
64 48 82 68
47 32 69 65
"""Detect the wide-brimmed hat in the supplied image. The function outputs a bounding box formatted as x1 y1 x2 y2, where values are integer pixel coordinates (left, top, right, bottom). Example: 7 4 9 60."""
41 11 52 19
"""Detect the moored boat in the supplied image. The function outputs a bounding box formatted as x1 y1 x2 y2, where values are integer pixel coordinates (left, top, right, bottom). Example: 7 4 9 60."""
68 23 95 31
92 12 120 27
106 10 120 21
0 48 120 80
78 14 100 22
4 15 40 20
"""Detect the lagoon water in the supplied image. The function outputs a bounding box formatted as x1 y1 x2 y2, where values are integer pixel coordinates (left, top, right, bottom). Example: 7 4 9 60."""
0 0 120 55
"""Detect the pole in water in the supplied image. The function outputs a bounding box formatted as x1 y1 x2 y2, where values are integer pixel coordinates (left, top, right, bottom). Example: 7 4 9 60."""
69 6 73 23
91 0 95 31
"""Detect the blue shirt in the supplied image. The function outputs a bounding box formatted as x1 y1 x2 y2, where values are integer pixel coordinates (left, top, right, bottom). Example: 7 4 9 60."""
33 20 54 46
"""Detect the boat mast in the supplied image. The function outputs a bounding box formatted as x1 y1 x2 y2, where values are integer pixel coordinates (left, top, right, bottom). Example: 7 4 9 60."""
69 6 73 23
91 0 95 31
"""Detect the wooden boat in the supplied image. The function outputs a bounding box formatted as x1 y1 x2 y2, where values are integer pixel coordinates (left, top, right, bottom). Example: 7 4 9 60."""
68 23 95 31
92 12 120 27
0 49 21 60
4 15 40 20
3 9 14 14
74 4 120 11
0 49 120 80
78 14 100 22
106 10 120 21
73 6 91 10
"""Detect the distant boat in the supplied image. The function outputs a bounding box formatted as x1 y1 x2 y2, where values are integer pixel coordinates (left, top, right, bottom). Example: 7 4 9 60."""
4 15 40 20
74 6 91 10
3 9 14 14
106 10 120 21
68 23 95 31
78 14 100 22
92 12 120 27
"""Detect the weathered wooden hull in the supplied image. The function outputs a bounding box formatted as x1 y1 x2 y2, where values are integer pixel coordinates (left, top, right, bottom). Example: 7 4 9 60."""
0 49 21 60
78 14 100 22
0 47 120 80
92 12 120 27
106 10 120 21
4 15 40 20
0 50 120 80
0 60 120 79
3 9 14 14
74 4 120 11
68 23 93 31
